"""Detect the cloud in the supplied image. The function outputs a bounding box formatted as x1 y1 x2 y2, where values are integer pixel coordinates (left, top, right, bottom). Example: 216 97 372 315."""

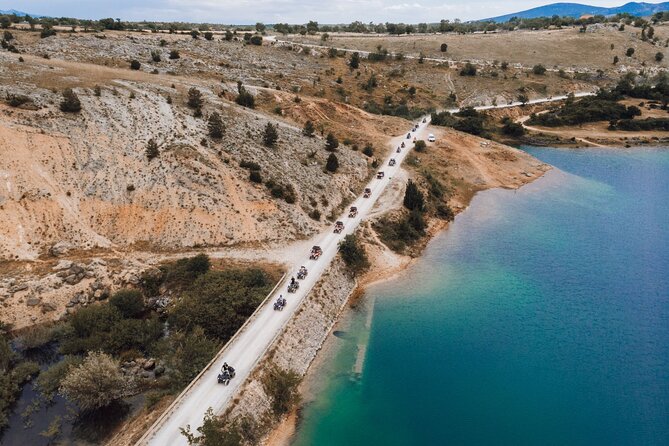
384 3 424 11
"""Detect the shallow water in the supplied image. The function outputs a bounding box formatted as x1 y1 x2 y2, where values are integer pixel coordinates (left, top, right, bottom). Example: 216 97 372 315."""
293 147 669 446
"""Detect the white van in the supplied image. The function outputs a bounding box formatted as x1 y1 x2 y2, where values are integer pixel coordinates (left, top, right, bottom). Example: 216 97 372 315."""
427 134 436 142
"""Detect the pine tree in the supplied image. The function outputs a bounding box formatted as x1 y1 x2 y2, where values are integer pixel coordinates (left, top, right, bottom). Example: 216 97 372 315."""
60 88 81 113
187 87 203 109
208 112 224 138
146 139 159 160
403 180 424 211
302 120 315 137
235 81 255 108
325 132 339 151
325 153 339 172
263 123 278 147
350 52 360 69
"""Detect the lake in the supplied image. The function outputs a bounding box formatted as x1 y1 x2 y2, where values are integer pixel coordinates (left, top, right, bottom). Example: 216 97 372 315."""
292 147 669 446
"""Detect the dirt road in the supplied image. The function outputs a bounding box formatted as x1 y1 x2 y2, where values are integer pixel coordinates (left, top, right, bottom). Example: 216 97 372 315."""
136 90 596 445
136 117 430 446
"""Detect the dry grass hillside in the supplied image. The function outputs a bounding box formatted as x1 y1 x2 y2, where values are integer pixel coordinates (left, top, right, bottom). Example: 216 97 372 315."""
284 24 668 74
0 50 373 261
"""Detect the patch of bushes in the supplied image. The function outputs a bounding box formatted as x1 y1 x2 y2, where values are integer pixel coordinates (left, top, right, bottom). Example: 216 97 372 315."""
59 299 162 356
325 133 339 151
6 93 31 107
431 107 487 136
0 336 40 429
374 210 426 253
527 93 641 127
364 100 430 120
610 117 669 131
264 179 296 203
263 122 278 147
362 143 374 157
338 234 369 274
262 366 301 416
240 160 261 171
160 327 218 390
168 268 273 341
501 117 526 136
36 355 83 402
40 27 57 38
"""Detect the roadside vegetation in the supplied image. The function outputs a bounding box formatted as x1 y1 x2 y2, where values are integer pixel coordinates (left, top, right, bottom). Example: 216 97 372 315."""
181 364 301 445
528 74 669 128
0 255 280 441
0 324 40 429
338 234 370 275
375 175 454 254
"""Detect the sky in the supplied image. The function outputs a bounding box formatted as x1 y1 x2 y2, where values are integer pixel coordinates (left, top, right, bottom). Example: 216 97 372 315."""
0 0 666 24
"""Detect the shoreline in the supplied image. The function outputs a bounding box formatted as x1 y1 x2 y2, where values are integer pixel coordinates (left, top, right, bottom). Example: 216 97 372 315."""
265 149 553 446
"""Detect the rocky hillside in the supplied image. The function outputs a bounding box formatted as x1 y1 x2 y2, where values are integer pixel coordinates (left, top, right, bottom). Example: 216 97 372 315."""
0 53 370 261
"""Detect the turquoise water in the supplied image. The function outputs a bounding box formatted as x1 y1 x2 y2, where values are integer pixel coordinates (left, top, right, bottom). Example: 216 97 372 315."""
293 147 669 446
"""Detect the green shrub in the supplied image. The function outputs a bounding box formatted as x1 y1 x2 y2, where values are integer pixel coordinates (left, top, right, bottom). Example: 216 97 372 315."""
60 88 81 113
40 27 57 38
162 327 218 390
302 120 315 137
249 170 263 183
146 139 159 160
349 52 360 69
15 324 57 351
208 112 225 139
414 140 427 152
263 122 278 147
532 64 547 75
325 133 339 151
36 356 83 401
325 153 339 172
403 180 424 211
168 268 272 341
187 87 203 109
460 62 477 76
338 234 369 274
262 366 301 416
501 119 526 136
235 81 255 108
6 94 30 107
240 160 261 171
527 93 641 127
109 289 145 318
164 254 211 288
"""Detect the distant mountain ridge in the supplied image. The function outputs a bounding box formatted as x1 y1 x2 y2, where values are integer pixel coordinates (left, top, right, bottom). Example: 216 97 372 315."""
484 2 669 22
0 9 44 18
